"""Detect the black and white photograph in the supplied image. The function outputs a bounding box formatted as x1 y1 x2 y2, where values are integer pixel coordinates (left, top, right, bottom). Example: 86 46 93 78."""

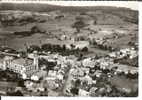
0 0 139 97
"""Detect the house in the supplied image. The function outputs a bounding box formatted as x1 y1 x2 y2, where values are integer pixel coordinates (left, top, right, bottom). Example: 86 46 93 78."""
89 87 98 96
71 68 84 78
100 61 109 70
65 41 89 50
82 58 95 68
60 34 68 41
94 70 102 78
112 63 138 75
48 70 57 77
44 77 59 90
79 89 89 96
24 80 34 91
108 52 117 58
81 75 93 85
129 49 138 59
81 68 90 74
31 70 47 81
74 41 89 49
24 80 45 92
56 73 64 80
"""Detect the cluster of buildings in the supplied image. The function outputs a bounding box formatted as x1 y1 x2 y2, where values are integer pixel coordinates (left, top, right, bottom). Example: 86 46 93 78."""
62 47 138 96
22 54 80 95
0 44 138 96
0 49 73 95
109 47 138 59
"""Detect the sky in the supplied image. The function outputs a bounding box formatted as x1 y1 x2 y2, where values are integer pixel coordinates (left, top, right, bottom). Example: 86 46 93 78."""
1 1 138 10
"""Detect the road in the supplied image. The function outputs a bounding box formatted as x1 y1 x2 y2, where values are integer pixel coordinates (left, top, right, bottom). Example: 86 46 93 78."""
59 65 72 96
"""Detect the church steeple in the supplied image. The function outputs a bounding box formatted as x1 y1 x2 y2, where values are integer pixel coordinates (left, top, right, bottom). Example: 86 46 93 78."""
33 51 39 70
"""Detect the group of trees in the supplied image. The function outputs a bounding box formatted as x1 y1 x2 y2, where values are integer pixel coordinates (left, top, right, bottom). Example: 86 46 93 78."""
90 74 138 97
0 13 39 27
27 44 66 53
7 90 23 96
42 44 66 52
38 58 57 71
91 40 116 52
0 69 22 82
14 25 46 37
27 43 89 57
114 56 138 67
0 68 25 93
128 41 138 50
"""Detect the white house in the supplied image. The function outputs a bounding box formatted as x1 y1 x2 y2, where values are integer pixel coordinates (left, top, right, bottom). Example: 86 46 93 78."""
79 89 90 96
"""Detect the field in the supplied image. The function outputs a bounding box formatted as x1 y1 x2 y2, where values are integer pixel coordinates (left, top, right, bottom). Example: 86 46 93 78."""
0 4 138 54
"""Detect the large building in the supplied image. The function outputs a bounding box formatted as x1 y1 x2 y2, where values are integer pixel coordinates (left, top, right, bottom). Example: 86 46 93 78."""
0 52 39 79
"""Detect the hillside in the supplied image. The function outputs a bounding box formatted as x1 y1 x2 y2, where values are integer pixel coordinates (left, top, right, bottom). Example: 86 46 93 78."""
0 3 138 23
0 3 138 53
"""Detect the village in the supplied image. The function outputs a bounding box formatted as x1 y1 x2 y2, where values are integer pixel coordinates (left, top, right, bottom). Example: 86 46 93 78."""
0 4 138 97
0 36 138 96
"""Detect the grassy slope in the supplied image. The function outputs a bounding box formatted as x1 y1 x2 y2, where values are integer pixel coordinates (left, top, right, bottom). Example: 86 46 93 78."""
0 3 138 52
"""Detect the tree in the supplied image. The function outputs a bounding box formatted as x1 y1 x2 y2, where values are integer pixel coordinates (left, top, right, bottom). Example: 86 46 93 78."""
78 53 83 61
18 79 25 87
70 44 75 49
41 44 52 52
62 44 66 51
8 90 23 96
70 87 79 95
75 79 81 87
72 20 86 33
27 45 41 53
94 20 97 25
53 44 62 52
93 40 97 45
81 47 88 52
93 16 97 25
31 25 46 33
19 51 27 58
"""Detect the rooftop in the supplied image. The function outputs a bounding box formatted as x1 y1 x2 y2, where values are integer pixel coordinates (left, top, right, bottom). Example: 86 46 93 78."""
12 58 33 66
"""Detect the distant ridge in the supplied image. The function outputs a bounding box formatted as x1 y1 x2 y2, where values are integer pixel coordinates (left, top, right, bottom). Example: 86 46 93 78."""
0 3 137 12
0 3 138 24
